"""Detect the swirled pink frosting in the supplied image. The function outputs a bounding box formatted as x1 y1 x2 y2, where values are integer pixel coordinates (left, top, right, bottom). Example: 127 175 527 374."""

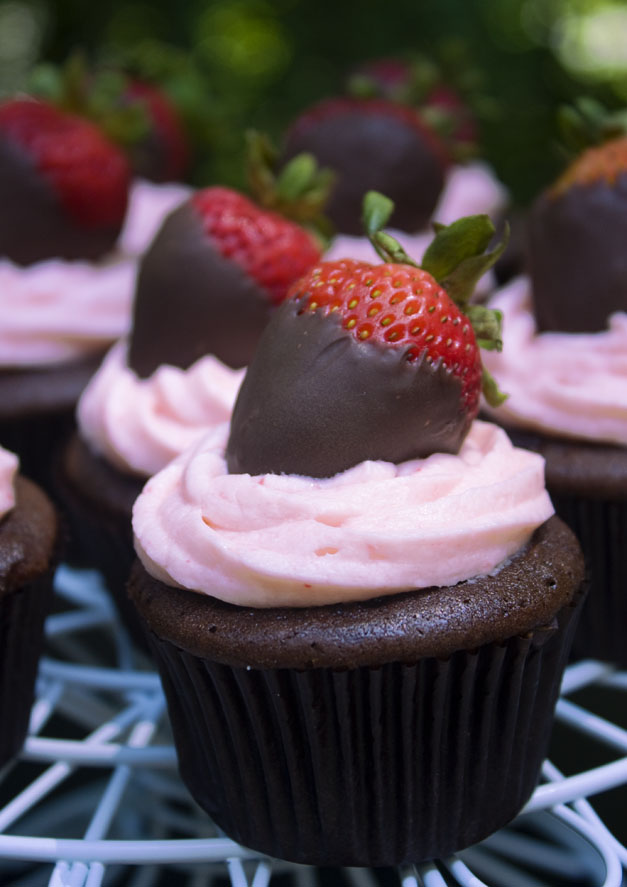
133 420 554 607
0 257 136 365
78 341 246 477
0 179 190 367
483 277 627 446
325 162 508 298
0 446 18 520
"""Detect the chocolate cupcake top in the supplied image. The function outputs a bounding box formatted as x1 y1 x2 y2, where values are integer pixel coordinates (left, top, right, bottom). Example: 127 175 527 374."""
0 445 57 597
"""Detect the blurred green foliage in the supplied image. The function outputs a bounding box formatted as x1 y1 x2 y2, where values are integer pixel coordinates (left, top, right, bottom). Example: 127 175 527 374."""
2 0 627 205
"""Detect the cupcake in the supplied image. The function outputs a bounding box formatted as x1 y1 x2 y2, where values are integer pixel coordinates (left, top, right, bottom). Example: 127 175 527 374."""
128 202 585 865
0 445 57 767
0 97 187 491
58 184 323 640
482 128 627 666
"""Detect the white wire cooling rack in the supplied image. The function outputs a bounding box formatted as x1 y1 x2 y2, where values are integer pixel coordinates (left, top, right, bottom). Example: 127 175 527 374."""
0 565 625 887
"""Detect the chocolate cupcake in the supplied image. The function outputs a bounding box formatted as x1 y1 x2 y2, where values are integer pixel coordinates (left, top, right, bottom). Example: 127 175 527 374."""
483 131 627 666
58 185 322 643
0 446 57 767
0 97 188 493
128 208 585 865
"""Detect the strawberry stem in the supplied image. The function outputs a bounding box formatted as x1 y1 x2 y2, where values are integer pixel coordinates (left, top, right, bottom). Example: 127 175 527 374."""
362 191 509 406
246 129 335 246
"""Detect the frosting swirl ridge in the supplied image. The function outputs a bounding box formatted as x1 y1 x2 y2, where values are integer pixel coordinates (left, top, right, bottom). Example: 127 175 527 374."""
133 420 554 607
78 341 245 477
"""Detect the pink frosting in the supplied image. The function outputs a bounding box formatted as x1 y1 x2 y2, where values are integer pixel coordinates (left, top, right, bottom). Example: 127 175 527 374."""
78 341 246 477
133 420 554 607
118 179 191 256
483 277 627 446
0 179 190 367
0 446 18 520
0 257 136 365
325 162 508 298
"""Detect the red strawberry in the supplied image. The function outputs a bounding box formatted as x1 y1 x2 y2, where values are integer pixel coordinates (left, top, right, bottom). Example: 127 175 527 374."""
192 186 321 305
123 78 189 182
128 185 323 377
0 98 130 264
294 258 482 414
227 192 507 478
281 97 450 235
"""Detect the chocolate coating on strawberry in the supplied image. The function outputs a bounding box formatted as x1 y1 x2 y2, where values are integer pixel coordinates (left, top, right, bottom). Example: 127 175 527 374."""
227 200 507 478
128 202 273 375
227 295 468 477
0 134 119 264
528 139 627 332
0 99 129 264
128 187 321 377
282 98 448 235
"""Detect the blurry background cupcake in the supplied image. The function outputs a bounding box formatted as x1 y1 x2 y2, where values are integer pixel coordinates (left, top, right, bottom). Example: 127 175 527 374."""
482 101 627 665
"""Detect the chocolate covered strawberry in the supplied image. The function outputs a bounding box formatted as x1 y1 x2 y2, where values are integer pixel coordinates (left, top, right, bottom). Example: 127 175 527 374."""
348 56 479 152
0 98 130 265
29 53 190 184
281 97 450 235
528 101 627 333
227 192 507 477
128 185 324 377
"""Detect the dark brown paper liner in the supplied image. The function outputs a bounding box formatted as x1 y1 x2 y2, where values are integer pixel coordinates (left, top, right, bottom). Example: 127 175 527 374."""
500 426 627 668
550 493 627 666
55 435 148 652
0 572 53 767
143 588 584 867
0 352 105 497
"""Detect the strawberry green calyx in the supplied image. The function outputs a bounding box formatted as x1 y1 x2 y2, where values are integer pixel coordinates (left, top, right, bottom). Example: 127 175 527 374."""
557 97 627 158
245 130 335 246
29 51 150 148
362 190 508 406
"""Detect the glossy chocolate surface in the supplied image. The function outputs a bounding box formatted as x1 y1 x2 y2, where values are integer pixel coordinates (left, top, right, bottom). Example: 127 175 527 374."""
227 297 469 477
0 137 120 264
528 176 627 332
128 201 273 377
282 108 445 234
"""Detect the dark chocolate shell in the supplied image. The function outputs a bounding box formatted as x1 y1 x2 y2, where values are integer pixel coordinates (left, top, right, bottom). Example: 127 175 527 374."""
128 201 273 378
226 296 468 478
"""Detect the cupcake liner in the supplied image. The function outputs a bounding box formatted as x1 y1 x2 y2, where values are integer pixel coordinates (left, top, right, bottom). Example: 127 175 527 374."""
55 434 146 647
0 571 53 767
550 492 627 666
0 353 104 497
143 586 584 867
